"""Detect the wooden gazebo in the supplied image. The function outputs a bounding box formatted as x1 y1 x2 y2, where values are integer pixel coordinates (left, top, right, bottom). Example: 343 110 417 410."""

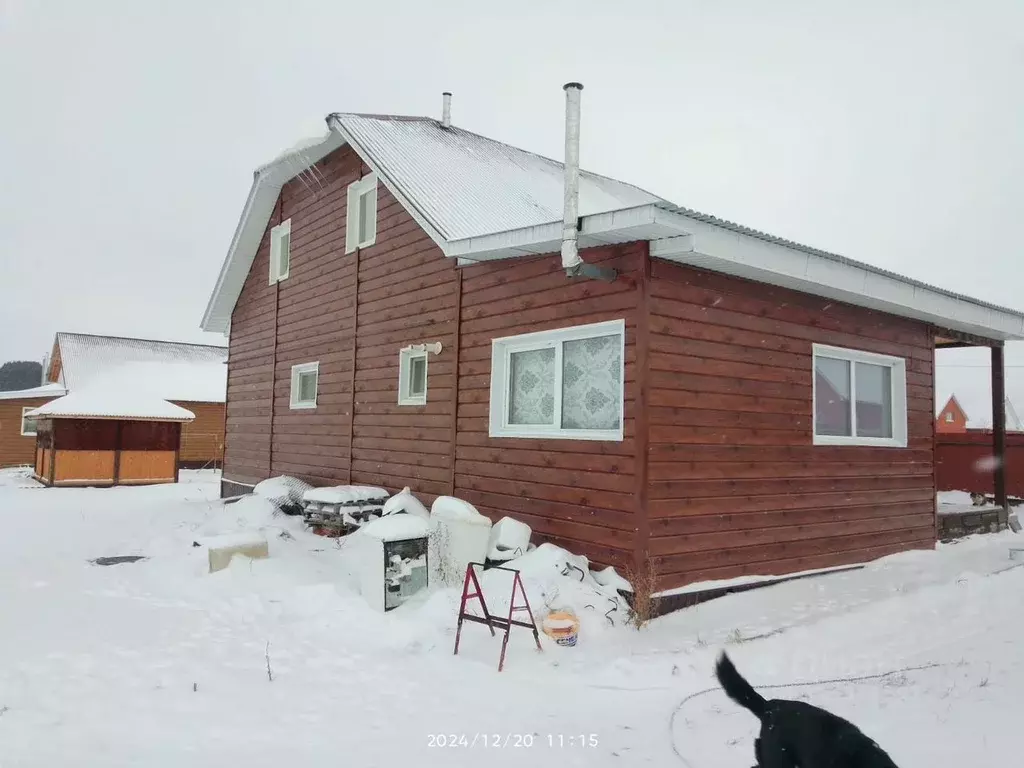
26 391 195 487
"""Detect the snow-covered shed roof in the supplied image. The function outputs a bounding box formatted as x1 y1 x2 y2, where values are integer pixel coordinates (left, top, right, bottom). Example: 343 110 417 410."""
201 107 1024 343
0 383 67 401
54 333 227 402
26 390 195 422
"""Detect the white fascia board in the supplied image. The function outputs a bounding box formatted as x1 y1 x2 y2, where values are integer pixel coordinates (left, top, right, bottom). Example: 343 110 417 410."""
654 215 1024 341
444 204 693 261
201 132 346 334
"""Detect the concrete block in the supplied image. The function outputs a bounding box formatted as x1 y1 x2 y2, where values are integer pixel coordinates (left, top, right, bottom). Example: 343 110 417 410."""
200 532 269 573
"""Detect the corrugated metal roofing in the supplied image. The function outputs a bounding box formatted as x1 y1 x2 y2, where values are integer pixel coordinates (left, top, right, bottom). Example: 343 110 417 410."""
334 114 665 241
28 390 195 422
0 383 67 401
56 333 227 401
657 203 1024 320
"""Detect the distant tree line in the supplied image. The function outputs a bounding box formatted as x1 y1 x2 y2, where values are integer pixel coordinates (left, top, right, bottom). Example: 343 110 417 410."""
0 361 42 391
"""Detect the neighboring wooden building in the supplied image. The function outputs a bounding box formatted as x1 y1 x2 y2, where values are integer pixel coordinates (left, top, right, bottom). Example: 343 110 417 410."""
201 91 1024 591
28 392 194 487
45 332 227 468
0 383 68 468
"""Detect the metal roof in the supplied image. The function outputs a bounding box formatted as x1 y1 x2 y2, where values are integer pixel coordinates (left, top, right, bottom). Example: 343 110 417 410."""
333 113 666 241
200 108 1024 341
0 383 67 401
656 202 1024 322
55 333 227 401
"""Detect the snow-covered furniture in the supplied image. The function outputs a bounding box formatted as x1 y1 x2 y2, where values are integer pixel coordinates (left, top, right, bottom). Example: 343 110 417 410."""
486 517 532 562
429 496 492 586
301 485 388 535
351 515 430 612
200 531 269 574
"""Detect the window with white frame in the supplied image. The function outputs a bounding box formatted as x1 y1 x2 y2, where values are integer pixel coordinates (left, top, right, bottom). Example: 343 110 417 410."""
489 319 625 441
945 411 954 423
269 219 291 284
345 173 378 253
398 347 429 405
812 344 908 447
290 362 319 409
21 407 38 437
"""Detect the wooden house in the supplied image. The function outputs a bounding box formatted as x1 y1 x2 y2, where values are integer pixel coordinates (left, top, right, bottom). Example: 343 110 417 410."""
27 391 194 487
45 332 227 468
0 383 68 468
201 87 1024 591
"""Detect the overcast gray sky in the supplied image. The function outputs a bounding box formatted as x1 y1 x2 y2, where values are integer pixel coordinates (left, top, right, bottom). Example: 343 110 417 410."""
1 0 1021 416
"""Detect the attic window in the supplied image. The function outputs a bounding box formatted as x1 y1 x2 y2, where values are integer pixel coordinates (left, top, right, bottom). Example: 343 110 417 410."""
269 219 291 284
346 173 378 252
812 344 907 448
945 412 954 423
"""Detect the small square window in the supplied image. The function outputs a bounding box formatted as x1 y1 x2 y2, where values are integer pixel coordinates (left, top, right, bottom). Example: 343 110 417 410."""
290 362 318 410
346 174 378 253
398 347 428 406
812 344 907 447
269 219 291 284
21 407 38 437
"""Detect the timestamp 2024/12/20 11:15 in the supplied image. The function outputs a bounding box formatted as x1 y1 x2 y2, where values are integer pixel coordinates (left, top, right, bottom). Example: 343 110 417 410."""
426 734 600 749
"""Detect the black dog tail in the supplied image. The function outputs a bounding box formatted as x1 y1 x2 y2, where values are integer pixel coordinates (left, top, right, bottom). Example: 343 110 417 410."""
715 652 767 719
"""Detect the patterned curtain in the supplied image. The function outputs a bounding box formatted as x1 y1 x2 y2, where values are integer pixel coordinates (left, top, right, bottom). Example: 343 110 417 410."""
508 347 555 425
562 334 621 430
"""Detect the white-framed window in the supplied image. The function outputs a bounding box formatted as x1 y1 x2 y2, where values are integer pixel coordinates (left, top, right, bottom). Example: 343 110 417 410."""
398 347 429 406
945 411 954 423
346 173 378 253
489 319 625 441
21 407 38 437
269 218 291 284
812 344 907 447
289 362 319 410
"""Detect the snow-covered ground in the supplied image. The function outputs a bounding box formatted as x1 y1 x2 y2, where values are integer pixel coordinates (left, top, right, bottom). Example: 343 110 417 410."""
1 468 1021 766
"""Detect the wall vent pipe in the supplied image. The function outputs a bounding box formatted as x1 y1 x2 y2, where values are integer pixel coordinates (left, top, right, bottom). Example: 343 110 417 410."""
441 92 452 129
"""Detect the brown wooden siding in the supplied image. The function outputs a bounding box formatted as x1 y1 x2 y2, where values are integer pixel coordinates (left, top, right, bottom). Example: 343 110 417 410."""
0 397 55 468
646 260 936 589
172 401 225 465
453 245 645 571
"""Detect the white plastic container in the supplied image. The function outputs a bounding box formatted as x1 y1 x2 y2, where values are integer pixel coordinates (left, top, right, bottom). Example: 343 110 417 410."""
429 496 492 586
487 516 532 562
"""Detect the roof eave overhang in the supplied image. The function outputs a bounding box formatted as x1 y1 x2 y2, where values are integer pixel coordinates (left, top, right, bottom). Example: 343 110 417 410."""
650 215 1024 342
445 204 692 264
200 132 347 334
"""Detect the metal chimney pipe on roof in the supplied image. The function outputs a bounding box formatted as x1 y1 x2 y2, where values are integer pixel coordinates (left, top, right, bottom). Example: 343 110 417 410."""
561 82 617 281
561 82 584 273
441 91 452 128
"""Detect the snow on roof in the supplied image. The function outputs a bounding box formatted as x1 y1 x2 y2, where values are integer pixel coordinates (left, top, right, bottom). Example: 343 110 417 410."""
55 333 227 402
201 106 1024 341
0 383 67 401
335 114 665 241
27 390 196 422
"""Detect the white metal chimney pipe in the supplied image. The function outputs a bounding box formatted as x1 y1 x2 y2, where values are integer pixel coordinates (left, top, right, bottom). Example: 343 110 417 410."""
442 91 452 128
561 82 584 273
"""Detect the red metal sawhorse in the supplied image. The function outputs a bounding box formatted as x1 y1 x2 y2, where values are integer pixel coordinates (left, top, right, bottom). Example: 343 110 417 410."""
453 562 542 671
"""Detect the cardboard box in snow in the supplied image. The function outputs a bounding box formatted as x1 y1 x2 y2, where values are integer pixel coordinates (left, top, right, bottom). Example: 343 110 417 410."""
428 496 492 586
351 514 430 612
200 531 269 574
